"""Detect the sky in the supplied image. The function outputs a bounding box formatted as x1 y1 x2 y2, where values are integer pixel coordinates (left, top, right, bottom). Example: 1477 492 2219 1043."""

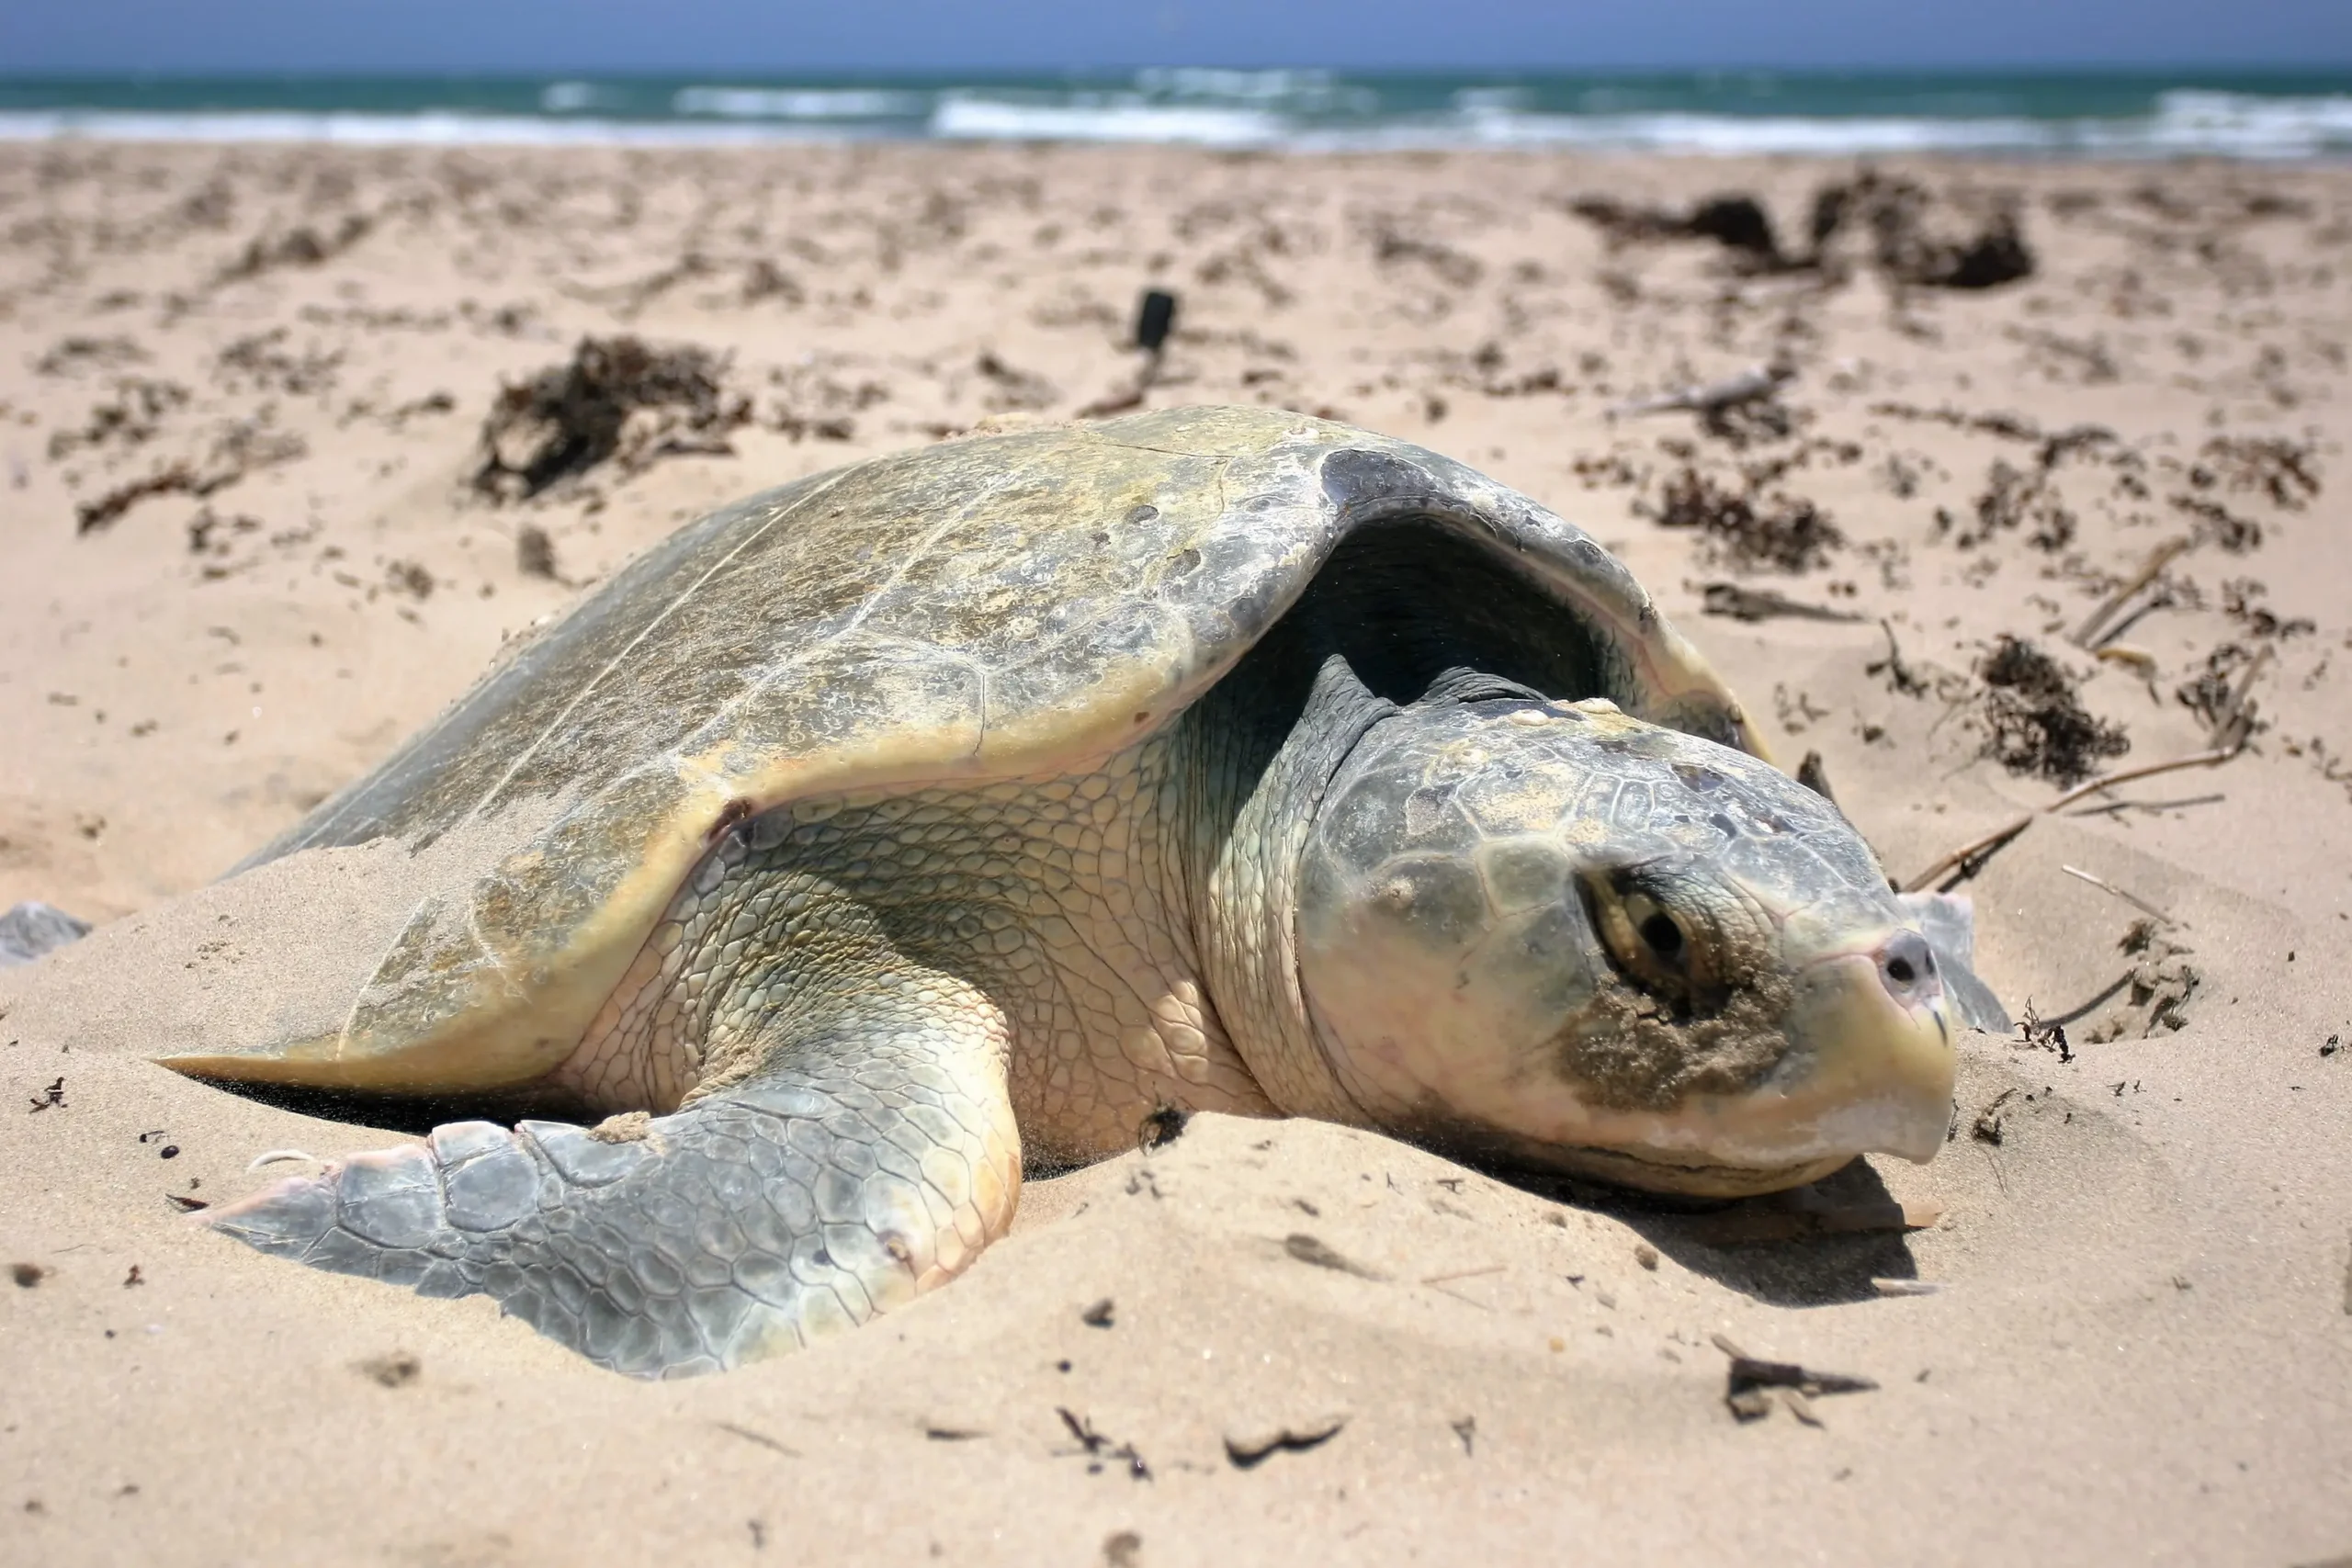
3 0 2349 74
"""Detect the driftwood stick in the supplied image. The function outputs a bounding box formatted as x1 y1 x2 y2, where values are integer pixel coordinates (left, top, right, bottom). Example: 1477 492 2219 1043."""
2074 536 2192 649
1074 347 1165 420
2060 864 2177 925
1911 737 2253 888
1900 813 2033 894
2212 643 2275 749
1610 363 1792 420
2046 747 2241 811
1701 582 1865 624
1419 1264 1508 1287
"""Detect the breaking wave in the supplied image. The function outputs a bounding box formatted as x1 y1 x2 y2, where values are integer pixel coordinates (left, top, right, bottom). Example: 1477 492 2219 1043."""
0 76 2346 160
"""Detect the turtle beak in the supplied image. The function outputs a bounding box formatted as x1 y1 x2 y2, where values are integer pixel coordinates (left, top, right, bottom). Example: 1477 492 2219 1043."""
1762 928 1957 1165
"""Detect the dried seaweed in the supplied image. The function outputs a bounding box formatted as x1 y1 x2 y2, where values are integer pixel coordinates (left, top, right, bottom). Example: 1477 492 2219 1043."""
1943 457 2075 551
1811 171 2035 289
47 378 190 459
2175 642 2270 734
1566 192 1785 266
215 328 343 397
2220 579 2314 640
475 336 749 501
74 462 217 534
218 212 373 284
1975 637 2130 784
2194 435 2319 511
1649 466 1841 572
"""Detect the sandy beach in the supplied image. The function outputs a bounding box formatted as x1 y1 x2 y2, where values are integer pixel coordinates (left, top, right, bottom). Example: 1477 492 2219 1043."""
2 139 2348 1564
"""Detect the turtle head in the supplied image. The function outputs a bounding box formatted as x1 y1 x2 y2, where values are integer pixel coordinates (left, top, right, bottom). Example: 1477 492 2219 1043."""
1293 689 1955 1198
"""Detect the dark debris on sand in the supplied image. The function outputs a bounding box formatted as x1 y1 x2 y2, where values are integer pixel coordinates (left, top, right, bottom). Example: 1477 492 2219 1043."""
1810 171 2035 290
1567 171 2034 290
1567 193 1789 270
2176 641 2274 736
218 212 374 285
1647 466 1842 573
475 336 750 502
1951 457 2076 552
2190 435 2321 513
1975 636 2130 785
1933 424 2124 553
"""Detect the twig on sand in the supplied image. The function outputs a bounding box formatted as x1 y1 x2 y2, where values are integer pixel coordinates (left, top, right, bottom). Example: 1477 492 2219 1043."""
2066 791 2225 818
2044 647 2262 808
1075 357 1159 419
2060 864 2177 927
1900 813 2033 894
2212 643 2274 749
2047 747 2243 812
2073 536 2193 649
1700 581 1866 624
1907 639 2270 884
1419 1264 1507 1287
1610 363 1792 420
1419 1262 1503 1308
1868 619 1931 698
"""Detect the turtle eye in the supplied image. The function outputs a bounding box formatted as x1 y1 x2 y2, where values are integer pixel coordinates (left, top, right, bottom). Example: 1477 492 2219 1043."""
1635 906 1686 965
1582 871 1721 1018
1621 893 1691 987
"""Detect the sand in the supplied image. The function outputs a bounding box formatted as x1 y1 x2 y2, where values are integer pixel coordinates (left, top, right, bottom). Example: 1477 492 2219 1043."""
2 140 2348 1565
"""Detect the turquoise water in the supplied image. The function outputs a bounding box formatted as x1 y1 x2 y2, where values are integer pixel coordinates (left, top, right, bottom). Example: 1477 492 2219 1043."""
2 70 2348 156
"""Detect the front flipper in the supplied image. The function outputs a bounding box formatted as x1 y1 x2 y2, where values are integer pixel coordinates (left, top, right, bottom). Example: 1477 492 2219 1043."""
1898 890 2010 1034
209 976 1021 1378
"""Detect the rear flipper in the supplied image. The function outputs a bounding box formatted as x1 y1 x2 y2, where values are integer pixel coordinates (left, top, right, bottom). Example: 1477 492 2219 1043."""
1898 890 2010 1034
208 990 1022 1379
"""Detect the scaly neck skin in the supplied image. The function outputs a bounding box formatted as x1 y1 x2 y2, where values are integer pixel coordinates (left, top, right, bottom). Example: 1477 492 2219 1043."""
1171 653 1399 1129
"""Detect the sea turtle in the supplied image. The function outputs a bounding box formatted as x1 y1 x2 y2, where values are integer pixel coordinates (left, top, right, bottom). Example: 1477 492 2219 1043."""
131 405 1989 1378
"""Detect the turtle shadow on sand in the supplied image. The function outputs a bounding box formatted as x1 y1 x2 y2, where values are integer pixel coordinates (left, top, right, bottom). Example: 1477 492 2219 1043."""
1487 1156 1921 1307
210 1078 602 1141
210 1067 1920 1312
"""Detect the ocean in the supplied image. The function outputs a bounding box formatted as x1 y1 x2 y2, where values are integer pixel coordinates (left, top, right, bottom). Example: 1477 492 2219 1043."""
0 70 2348 159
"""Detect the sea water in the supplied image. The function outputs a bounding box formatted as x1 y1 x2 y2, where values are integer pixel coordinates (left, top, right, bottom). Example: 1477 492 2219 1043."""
0 69 2347 158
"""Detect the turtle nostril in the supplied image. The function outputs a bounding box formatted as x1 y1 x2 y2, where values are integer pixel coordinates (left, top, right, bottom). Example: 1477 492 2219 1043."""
1875 931 1940 1006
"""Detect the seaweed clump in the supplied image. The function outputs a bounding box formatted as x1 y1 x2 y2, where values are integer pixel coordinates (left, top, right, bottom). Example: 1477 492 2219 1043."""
1566 172 2034 290
1975 636 2129 784
1811 171 2035 290
2191 435 2319 512
1567 192 1788 269
1650 467 1842 572
475 336 748 501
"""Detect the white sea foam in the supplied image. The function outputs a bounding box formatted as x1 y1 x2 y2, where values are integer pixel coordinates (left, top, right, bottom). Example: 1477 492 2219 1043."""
672 86 928 120
929 95 1284 146
2128 88 2352 157
1130 67 1378 115
0 87 2345 159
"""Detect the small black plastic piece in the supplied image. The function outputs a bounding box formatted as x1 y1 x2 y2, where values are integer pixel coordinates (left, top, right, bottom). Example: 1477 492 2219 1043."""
1135 288 1178 354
